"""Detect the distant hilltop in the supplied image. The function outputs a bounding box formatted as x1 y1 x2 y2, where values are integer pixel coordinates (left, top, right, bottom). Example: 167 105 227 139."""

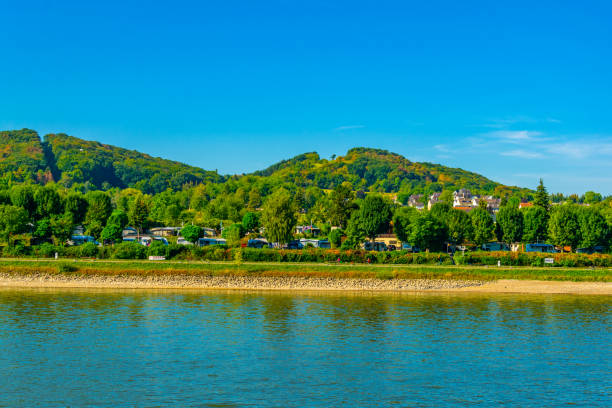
0 128 530 196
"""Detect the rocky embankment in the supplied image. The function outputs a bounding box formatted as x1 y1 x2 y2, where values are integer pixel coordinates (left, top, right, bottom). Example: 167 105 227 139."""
0 272 485 291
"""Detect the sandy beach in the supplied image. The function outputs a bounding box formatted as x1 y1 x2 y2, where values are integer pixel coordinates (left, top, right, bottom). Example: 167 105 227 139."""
0 272 610 294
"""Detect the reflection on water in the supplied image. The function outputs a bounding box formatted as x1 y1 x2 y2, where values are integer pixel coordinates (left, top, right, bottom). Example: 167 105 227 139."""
0 289 609 407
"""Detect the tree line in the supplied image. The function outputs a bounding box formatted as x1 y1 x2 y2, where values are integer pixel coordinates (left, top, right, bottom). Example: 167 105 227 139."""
0 179 610 253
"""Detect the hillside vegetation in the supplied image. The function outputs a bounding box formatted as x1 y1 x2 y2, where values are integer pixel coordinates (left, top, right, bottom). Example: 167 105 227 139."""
0 129 51 184
0 128 526 196
253 147 518 195
45 133 224 192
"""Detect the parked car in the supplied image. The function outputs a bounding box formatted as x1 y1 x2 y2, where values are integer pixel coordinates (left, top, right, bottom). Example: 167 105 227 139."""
526 243 559 253
317 239 331 249
70 235 100 246
287 240 303 250
364 241 387 251
198 238 227 247
123 236 168 246
482 242 510 251
177 237 193 245
247 239 270 249
576 246 606 254
401 243 419 252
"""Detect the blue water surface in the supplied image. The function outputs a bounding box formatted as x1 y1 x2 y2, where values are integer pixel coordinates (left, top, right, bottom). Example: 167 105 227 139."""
0 289 609 407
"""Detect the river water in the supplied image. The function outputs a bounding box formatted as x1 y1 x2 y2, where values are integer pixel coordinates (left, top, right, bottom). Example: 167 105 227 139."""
0 289 609 407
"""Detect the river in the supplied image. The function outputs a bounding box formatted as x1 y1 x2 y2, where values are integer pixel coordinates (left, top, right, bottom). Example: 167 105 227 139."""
0 289 609 407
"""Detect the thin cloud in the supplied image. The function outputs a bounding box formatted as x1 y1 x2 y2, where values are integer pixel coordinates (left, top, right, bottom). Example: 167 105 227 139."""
490 130 542 141
501 149 543 159
477 116 562 129
433 144 450 152
334 125 365 131
546 141 612 159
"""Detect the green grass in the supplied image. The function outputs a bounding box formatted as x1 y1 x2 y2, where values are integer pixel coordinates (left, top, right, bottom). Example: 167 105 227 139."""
0 259 609 282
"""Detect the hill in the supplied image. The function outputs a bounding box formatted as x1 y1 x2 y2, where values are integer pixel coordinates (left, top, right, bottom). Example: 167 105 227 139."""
254 147 523 196
0 129 527 196
44 133 223 192
0 129 52 184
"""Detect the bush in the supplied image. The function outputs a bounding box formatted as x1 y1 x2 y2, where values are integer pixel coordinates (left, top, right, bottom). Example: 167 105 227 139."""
167 243 191 259
2 243 30 257
148 241 169 257
454 251 612 267
63 246 82 258
111 242 147 260
33 243 60 258
80 242 99 258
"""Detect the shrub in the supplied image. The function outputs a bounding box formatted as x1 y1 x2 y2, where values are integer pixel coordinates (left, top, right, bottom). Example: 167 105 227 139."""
34 243 59 258
63 246 82 258
2 243 30 257
167 243 191 259
453 250 612 267
147 241 168 257
80 242 99 258
112 242 147 260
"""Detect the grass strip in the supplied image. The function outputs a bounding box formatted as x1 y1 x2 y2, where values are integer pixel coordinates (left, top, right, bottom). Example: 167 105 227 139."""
0 260 609 282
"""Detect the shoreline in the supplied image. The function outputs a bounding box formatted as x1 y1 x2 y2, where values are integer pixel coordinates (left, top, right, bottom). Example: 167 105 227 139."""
0 273 610 294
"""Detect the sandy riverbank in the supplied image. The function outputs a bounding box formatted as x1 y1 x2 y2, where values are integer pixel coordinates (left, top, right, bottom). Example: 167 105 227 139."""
447 279 612 295
0 272 610 294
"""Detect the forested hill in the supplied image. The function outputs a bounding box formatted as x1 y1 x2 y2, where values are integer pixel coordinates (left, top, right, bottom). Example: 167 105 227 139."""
44 133 223 192
0 129 51 183
0 129 224 192
254 147 525 196
0 129 527 196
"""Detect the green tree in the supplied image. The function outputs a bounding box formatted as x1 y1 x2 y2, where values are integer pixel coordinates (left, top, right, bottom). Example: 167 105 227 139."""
164 204 181 226
180 224 203 244
548 205 580 250
578 207 609 249
100 223 124 244
0 205 29 245
247 189 262 209
409 213 448 252
430 202 452 222
50 214 74 245
342 212 366 249
129 194 150 239
439 190 454 206
355 194 393 243
447 209 473 246
33 218 53 241
496 206 524 244
64 193 88 224
392 206 418 243
85 191 112 238
222 223 245 247
534 179 550 212
327 184 356 228
261 188 297 246
328 228 343 248
34 186 62 218
470 208 494 246
522 206 548 243
582 191 602 205
101 210 129 243
10 185 36 217
242 211 260 233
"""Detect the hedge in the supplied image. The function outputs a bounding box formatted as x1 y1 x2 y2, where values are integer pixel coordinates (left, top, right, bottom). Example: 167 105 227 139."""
455 251 612 267
1 244 610 267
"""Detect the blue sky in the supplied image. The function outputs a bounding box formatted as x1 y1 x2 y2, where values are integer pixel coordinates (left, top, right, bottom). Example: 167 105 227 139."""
1 0 611 195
